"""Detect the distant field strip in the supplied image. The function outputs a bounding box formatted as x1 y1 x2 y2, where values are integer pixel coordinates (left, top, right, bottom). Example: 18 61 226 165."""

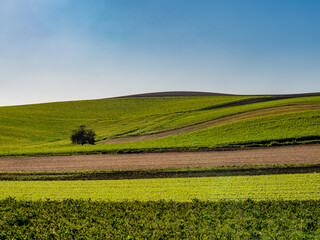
1 173 319 201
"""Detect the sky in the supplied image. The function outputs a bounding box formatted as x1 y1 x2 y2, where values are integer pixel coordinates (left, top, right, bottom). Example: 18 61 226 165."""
0 0 319 106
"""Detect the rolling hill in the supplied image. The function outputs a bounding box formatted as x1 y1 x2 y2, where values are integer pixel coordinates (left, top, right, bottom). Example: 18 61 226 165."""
1 91 320 156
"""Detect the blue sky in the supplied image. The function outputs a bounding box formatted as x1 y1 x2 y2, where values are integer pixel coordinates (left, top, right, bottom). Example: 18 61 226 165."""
1 0 319 106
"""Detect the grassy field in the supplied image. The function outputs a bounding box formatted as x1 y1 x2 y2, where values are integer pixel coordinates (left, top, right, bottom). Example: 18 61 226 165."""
0 95 250 155
1 173 319 201
1 167 320 238
0 96 249 144
2 94 320 238
2 108 320 156
1 95 320 156
120 109 320 149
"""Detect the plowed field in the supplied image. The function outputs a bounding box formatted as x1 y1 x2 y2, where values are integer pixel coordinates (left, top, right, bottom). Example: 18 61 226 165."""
1 144 319 172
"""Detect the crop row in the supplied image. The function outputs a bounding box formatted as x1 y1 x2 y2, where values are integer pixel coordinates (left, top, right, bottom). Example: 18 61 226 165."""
1 173 319 201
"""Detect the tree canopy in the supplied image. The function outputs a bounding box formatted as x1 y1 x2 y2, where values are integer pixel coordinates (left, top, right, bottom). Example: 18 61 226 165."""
71 125 96 145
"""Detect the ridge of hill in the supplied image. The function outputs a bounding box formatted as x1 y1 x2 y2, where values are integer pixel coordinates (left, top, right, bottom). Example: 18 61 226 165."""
115 91 320 98
115 91 235 98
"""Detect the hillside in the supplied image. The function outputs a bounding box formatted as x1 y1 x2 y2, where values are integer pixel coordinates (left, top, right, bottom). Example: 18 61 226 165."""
1 92 320 156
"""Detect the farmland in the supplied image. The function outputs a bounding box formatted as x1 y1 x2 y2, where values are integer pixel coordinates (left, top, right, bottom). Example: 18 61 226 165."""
1 109 320 157
1 172 320 238
1 92 320 238
0 173 319 201
1 94 320 156
0 95 250 151
1 144 320 172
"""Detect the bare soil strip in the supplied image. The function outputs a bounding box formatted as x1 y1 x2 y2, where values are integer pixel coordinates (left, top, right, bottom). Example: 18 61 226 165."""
2 165 320 181
99 104 320 144
1 144 319 172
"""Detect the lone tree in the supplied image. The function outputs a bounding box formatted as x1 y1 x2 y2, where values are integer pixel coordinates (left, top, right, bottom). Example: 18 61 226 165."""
71 125 96 145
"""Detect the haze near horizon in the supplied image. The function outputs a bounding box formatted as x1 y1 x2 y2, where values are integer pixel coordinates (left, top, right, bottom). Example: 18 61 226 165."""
1 0 319 106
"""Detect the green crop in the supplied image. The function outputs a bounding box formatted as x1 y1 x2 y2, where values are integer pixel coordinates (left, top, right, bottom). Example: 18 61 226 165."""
0 173 319 201
1 198 320 239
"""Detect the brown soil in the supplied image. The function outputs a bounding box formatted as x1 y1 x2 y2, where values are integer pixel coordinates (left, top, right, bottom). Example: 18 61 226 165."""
1 144 320 172
98 104 320 144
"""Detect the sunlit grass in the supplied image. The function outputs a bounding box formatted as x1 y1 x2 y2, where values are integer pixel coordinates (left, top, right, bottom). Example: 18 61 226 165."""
1 173 319 201
1 109 319 156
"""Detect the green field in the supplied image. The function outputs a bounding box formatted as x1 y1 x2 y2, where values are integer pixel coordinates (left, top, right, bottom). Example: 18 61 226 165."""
1 171 320 238
1 173 319 201
1 198 319 239
2 94 320 238
0 95 249 156
120 109 320 150
1 95 320 156
0 95 249 144
2 108 320 156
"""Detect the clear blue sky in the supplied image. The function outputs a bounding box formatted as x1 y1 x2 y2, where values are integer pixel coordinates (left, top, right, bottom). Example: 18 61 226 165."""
1 0 319 106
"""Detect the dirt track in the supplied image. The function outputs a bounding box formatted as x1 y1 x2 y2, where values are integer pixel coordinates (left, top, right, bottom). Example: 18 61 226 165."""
0 144 320 172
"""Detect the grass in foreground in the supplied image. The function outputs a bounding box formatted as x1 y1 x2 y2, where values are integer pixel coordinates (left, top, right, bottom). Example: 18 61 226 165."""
0 173 319 201
1 198 319 239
